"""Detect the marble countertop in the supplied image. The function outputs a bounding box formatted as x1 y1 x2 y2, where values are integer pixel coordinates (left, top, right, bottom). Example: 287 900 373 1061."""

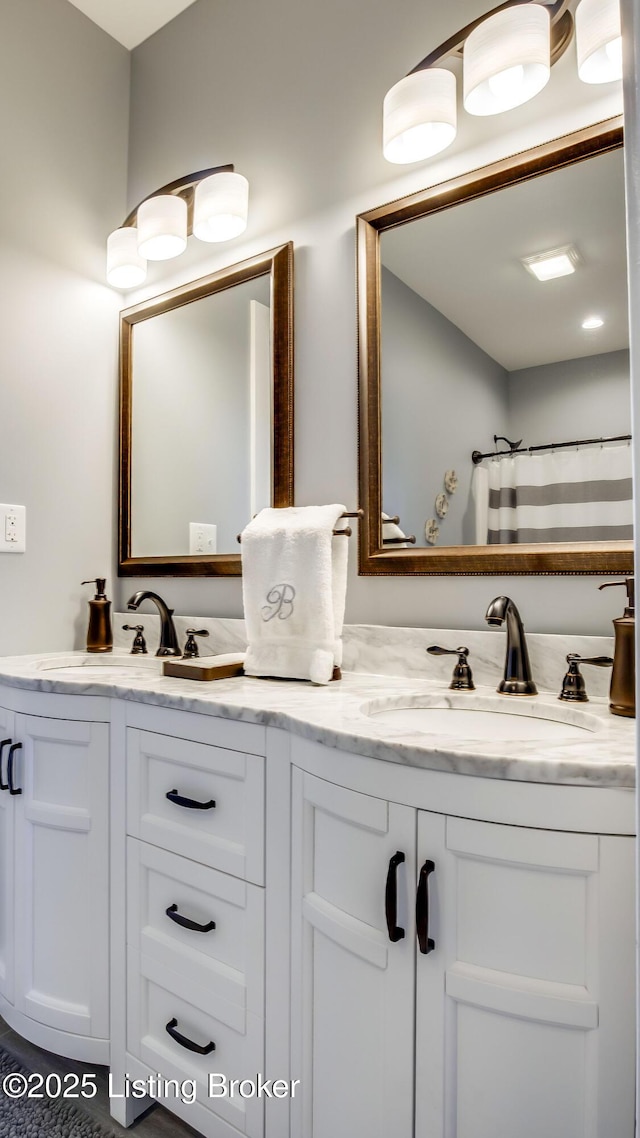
0 650 635 788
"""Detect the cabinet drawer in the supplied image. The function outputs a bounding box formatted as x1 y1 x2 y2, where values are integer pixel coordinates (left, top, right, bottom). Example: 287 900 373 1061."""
127 839 264 1016
127 729 264 884
127 948 264 1138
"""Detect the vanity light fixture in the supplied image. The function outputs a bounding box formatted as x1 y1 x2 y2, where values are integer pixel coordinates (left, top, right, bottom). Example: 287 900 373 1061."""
463 4 551 116
521 243 581 281
106 165 250 289
383 0 622 164
582 314 604 328
576 0 622 83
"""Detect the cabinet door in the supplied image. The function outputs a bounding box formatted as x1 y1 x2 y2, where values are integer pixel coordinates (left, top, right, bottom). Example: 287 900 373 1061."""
291 768 415 1138
416 812 636 1138
0 706 15 1006
12 714 109 1039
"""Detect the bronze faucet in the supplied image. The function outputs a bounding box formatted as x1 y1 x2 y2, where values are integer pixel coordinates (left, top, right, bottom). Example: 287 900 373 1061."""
485 596 537 696
126 590 181 657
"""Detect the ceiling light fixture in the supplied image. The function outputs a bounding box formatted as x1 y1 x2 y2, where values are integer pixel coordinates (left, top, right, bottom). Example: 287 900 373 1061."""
582 314 604 328
383 0 622 165
106 165 250 289
521 244 581 281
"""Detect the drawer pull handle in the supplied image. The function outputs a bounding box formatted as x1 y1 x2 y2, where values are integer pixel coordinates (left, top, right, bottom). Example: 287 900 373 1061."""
166 904 216 934
385 851 405 942
416 859 435 955
0 739 11 791
165 1018 216 1055
7 743 22 796
166 789 216 811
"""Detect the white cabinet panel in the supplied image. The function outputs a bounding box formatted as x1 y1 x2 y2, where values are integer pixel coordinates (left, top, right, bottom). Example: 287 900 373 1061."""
127 948 264 1138
415 812 635 1138
449 816 598 984
12 714 109 1040
127 729 264 885
455 1003 588 1138
0 709 15 1006
127 838 264 1017
291 768 415 1138
290 748 635 1138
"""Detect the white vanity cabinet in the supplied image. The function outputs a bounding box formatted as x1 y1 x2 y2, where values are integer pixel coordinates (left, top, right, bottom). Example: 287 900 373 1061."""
117 703 268 1138
289 739 636 1138
0 690 110 1063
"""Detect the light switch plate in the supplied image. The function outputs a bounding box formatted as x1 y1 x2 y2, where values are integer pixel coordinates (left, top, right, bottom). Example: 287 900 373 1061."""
0 504 26 553
189 523 217 555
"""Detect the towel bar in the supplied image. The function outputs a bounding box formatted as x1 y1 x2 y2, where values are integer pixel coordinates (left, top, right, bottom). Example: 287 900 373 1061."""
236 508 363 543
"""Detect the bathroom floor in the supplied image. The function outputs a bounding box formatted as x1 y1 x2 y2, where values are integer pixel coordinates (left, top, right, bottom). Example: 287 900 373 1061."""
0 1017 199 1137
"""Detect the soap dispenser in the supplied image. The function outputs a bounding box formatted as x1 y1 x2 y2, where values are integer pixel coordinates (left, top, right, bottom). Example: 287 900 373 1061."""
598 578 635 718
81 578 113 653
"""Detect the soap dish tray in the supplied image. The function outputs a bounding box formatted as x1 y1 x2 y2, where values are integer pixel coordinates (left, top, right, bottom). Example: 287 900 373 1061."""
163 653 245 682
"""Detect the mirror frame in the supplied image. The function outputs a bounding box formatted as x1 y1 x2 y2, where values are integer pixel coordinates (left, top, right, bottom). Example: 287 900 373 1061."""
357 117 633 576
119 242 294 576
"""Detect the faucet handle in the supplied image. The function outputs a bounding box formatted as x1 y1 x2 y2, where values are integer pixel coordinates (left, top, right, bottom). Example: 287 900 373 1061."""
122 624 147 655
183 629 210 660
559 653 613 702
427 646 475 691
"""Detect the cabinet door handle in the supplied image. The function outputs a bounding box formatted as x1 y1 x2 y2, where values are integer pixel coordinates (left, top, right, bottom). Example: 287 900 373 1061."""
166 789 216 810
416 859 435 955
7 743 22 796
165 1018 216 1055
385 851 405 942
0 739 11 791
166 904 216 934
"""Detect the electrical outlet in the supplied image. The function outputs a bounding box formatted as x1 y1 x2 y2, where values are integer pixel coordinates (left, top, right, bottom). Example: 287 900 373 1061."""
189 523 217 555
0 504 25 553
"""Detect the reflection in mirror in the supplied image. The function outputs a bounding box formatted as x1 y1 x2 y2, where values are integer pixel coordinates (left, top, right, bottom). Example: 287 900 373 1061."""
119 243 293 576
131 275 271 557
358 119 634 575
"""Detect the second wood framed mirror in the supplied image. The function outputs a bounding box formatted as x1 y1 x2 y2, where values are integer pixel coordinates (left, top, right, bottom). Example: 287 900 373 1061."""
119 242 293 576
358 119 633 576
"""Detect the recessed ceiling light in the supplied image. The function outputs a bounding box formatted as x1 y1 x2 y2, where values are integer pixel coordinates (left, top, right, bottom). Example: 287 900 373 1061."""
521 244 581 281
582 315 604 329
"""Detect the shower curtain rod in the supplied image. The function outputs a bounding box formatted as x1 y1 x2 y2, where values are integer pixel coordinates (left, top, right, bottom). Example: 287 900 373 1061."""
471 433 632 465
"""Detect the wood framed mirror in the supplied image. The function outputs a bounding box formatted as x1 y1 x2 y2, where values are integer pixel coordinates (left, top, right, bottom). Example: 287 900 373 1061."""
119 242 293 576
358 118 633 576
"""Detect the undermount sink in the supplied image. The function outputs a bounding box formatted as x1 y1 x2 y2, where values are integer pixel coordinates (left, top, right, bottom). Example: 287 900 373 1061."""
35 654 163 680
363 694 602 742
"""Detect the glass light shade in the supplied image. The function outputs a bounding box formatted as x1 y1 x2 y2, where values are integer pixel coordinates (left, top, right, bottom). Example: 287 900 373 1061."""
576 0 622 83
383 69 457 164
193 172 249 242
463 5 550 115
137 195 187 260
106 227 147 289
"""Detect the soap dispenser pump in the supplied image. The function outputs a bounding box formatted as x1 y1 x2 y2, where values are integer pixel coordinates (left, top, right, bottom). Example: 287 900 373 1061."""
598 578 635 718
81 578 113 654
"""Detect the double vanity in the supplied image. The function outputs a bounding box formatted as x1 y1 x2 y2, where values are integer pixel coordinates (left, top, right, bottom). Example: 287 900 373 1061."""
0 620 634 1138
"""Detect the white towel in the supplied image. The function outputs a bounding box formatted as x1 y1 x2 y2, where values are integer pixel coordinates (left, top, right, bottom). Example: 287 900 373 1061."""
241 505 348 685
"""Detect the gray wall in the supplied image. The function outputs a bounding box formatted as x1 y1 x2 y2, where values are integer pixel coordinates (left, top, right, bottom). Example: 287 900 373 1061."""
509 350 631 444
381 268 509 545
121 0 628 634
0 0 129 654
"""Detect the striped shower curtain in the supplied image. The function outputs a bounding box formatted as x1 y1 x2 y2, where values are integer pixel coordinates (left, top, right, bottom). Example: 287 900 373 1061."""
472 444 633 544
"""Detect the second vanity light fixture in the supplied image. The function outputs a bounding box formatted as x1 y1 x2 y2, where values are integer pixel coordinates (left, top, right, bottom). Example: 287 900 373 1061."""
383 0 622 164
107 165 249 289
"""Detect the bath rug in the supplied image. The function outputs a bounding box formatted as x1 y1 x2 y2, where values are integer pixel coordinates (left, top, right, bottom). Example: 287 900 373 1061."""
0 1046 119 1138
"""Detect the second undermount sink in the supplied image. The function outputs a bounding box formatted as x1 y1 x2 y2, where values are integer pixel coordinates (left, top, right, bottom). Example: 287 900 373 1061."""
363 694 602 742
35 654 163 680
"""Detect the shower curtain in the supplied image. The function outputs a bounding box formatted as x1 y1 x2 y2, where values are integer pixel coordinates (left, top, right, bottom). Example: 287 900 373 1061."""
472 444 633 544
